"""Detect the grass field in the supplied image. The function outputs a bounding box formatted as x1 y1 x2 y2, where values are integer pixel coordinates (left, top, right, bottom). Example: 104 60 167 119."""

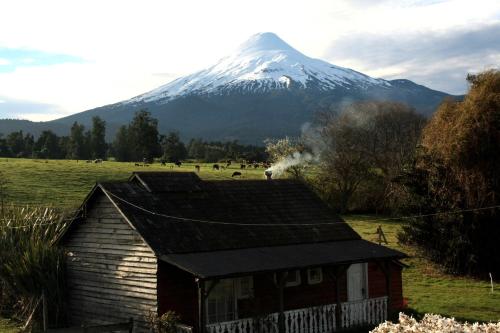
0 158 266 208
344 216 500 323
0 158 499 329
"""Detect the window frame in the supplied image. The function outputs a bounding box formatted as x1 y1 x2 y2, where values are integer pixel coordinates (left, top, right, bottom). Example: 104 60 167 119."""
274 270 302 287
307 268 323 285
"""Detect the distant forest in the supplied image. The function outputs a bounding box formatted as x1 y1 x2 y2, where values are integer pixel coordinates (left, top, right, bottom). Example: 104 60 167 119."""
0 110 267 163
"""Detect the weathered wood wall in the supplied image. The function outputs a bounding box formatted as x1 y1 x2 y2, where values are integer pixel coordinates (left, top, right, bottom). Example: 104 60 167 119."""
64 192 158 331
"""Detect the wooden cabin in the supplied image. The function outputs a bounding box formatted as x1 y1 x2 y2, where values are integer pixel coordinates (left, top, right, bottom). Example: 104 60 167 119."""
61 172 406 332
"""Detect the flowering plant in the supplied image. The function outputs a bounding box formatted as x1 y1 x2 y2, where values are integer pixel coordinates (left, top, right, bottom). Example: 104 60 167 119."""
371 313 500 333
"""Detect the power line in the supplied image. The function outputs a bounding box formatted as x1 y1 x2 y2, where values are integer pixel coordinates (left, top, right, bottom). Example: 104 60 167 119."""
104 190 500 227
2 192 500 230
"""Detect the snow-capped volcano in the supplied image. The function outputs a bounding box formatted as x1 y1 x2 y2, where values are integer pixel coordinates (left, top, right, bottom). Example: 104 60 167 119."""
128 32 390 104
4 32 455 144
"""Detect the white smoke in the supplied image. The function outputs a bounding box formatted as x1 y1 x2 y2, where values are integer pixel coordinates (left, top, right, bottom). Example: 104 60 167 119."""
266 151 314 177
265 122 324 178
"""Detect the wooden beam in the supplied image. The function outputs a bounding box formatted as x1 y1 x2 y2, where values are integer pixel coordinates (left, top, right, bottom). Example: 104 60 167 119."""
275 272 288 333
197 279 206 333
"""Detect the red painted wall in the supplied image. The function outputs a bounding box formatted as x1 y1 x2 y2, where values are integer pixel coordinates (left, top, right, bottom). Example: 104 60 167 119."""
157 260 404 330
157 262 199 328
367 262 404 309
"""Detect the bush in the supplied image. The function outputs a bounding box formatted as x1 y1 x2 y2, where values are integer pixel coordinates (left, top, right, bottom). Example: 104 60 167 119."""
147 311 181 333
371 313 500 332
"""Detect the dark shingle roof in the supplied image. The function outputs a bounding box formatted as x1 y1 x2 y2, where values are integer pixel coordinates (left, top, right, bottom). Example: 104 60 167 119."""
161 239 406 278
98 172 361 255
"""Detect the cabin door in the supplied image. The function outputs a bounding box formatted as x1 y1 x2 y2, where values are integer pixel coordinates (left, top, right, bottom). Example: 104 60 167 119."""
347 263 367 301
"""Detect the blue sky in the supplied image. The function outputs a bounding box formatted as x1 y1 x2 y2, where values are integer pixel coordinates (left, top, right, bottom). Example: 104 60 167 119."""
0 48 84 73
0 0 499 121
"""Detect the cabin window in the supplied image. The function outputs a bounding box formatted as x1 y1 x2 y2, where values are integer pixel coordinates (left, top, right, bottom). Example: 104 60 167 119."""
307 268 323 284
236 276 253 299
207 279 236 324
274 270 301 287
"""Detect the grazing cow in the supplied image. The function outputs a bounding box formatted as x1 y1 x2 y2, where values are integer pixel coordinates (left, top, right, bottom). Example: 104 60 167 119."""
135 163 142 167
86 160 92 163
253 164 259 169
195 165 200 172
231 171 242 177
175 161 182 167
94 159 103 164
213 164 220 171
240 164 246 169
161 161 166 166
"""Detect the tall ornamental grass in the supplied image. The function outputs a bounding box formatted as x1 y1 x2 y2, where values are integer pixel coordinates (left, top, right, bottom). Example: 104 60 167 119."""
0 205 69 327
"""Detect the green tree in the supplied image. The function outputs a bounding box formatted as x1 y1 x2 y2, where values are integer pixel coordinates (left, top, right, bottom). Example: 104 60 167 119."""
91 116 107 159
113 125 131 162
34 131 62 159
68 122 86 159
161 132 187 162
6 131 25 157
128 110 161 161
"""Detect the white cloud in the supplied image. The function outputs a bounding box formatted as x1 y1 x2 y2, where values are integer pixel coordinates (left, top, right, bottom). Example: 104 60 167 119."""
0 0 499 120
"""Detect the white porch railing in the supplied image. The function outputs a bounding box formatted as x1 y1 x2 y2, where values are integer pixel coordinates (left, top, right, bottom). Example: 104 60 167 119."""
206 296 387 333
340 296 387 329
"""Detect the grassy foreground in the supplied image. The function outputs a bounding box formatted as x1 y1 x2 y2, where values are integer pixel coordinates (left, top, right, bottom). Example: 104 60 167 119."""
0 158 499 329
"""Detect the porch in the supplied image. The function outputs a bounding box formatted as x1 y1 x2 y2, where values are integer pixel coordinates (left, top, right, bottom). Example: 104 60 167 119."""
206 296 388 333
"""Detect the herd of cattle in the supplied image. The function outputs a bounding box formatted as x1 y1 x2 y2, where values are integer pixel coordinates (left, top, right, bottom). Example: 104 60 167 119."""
113 159 272 178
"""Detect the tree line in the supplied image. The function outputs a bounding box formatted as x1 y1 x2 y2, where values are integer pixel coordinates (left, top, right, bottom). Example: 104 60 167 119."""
0 116 106 160
0 110 266 162
269 70 500 276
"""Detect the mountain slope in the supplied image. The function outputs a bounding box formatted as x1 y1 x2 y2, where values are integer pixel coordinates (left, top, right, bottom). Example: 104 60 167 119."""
0 33 459 143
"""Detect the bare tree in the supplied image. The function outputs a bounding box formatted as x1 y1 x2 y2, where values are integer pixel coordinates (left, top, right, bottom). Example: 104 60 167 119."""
315 101 426 212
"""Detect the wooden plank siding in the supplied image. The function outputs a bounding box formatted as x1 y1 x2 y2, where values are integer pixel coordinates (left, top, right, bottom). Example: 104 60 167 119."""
64 193 158 332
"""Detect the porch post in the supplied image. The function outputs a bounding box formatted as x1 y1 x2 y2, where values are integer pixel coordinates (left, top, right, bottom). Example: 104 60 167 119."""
276 272 288 333
197 279 206 333
328 265 349 330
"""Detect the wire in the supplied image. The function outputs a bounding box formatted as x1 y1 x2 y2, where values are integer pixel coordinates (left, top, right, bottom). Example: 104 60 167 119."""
104 190 500 227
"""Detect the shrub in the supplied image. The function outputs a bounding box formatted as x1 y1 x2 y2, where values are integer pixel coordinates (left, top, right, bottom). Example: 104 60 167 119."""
147 310 182 333
371 313 500 332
